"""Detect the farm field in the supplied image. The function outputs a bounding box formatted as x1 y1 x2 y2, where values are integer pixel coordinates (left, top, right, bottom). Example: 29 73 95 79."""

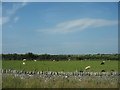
2 60 118 72
2 60 119 88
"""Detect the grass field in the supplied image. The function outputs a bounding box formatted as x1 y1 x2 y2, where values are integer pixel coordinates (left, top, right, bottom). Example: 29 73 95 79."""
2 60 118 72
2 60 119 88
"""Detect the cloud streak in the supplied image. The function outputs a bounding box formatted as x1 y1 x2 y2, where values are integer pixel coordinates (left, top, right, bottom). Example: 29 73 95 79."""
1 17 10 24
38 18 117 34
2 2 28 25
6 2 27 15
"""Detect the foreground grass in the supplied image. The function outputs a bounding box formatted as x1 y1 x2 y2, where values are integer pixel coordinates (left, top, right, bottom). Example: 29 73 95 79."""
2 75 118 88
2 60 118 72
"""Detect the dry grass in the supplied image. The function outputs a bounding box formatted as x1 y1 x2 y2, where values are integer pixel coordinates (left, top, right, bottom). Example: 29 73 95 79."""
2 75 118 88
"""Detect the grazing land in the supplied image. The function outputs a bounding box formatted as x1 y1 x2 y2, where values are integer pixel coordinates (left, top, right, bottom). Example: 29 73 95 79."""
2 59 118 88
2 60 119 88
2 60 118 72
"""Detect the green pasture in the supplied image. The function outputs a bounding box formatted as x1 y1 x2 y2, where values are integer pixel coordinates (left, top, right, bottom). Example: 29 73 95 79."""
2 60 118 72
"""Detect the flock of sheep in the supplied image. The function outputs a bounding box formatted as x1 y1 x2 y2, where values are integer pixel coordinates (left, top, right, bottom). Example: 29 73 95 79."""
1 60 118 77
2 59 118 79
22 59 37 65
22 59 115 73
85 61 106 71
1 59 119 81
84 61 115 72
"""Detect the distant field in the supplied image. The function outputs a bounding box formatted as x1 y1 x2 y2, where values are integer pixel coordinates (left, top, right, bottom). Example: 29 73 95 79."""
2 60 118 72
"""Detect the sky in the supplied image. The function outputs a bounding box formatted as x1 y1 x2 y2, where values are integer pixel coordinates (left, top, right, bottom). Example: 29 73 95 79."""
2 2 118 54
0 2 1 54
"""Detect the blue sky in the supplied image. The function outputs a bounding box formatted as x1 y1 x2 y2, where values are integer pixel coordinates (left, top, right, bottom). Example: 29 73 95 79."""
2 2 118 54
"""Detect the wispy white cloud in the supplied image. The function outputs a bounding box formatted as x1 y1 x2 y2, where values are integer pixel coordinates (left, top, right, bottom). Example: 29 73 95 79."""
6 2 27 15
0 4 2 14
38 18 117 34
0 18 2 25
0 3 1 20
0 17 10 25
2 2 28 25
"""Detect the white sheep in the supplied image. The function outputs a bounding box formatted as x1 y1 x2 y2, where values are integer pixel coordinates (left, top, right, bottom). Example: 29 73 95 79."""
23 59 26 61
23 62 25 65
68 59 70 61
85 66 91 70
34 60 37 62
103 61 105 63
100 61 105 65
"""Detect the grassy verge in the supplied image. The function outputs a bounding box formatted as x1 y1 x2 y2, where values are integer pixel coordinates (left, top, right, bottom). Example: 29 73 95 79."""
2 74 118 88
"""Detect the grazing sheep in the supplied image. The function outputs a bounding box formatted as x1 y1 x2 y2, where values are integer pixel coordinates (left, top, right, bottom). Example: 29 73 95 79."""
103 61 105 63
100 62 104 65
68 59 70 61
101 70 106 72
34 60 37 62
23 59 26 61
23 62 25 65
85 66 91 70
100 61 105 65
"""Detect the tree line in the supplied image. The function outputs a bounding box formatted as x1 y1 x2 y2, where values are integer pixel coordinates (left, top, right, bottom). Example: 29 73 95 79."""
1 52 119 61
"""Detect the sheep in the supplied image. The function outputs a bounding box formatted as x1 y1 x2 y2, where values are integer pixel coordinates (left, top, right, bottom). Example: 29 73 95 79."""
23 62 25 65
100 62 104 65
23 59 26 61
34 60 37 62
103 61 105 63
100 61 105 65
101 70 106 72
68 59 70 61
85 66 91 70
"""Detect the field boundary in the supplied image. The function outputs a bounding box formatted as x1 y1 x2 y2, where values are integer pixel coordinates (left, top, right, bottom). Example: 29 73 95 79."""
1 69 119 77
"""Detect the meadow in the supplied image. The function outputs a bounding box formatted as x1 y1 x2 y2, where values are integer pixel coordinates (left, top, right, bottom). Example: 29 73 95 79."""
2 60 119 88
2 60 118 72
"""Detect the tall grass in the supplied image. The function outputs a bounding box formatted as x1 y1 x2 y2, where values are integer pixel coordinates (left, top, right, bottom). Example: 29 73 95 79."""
2 74 118 88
